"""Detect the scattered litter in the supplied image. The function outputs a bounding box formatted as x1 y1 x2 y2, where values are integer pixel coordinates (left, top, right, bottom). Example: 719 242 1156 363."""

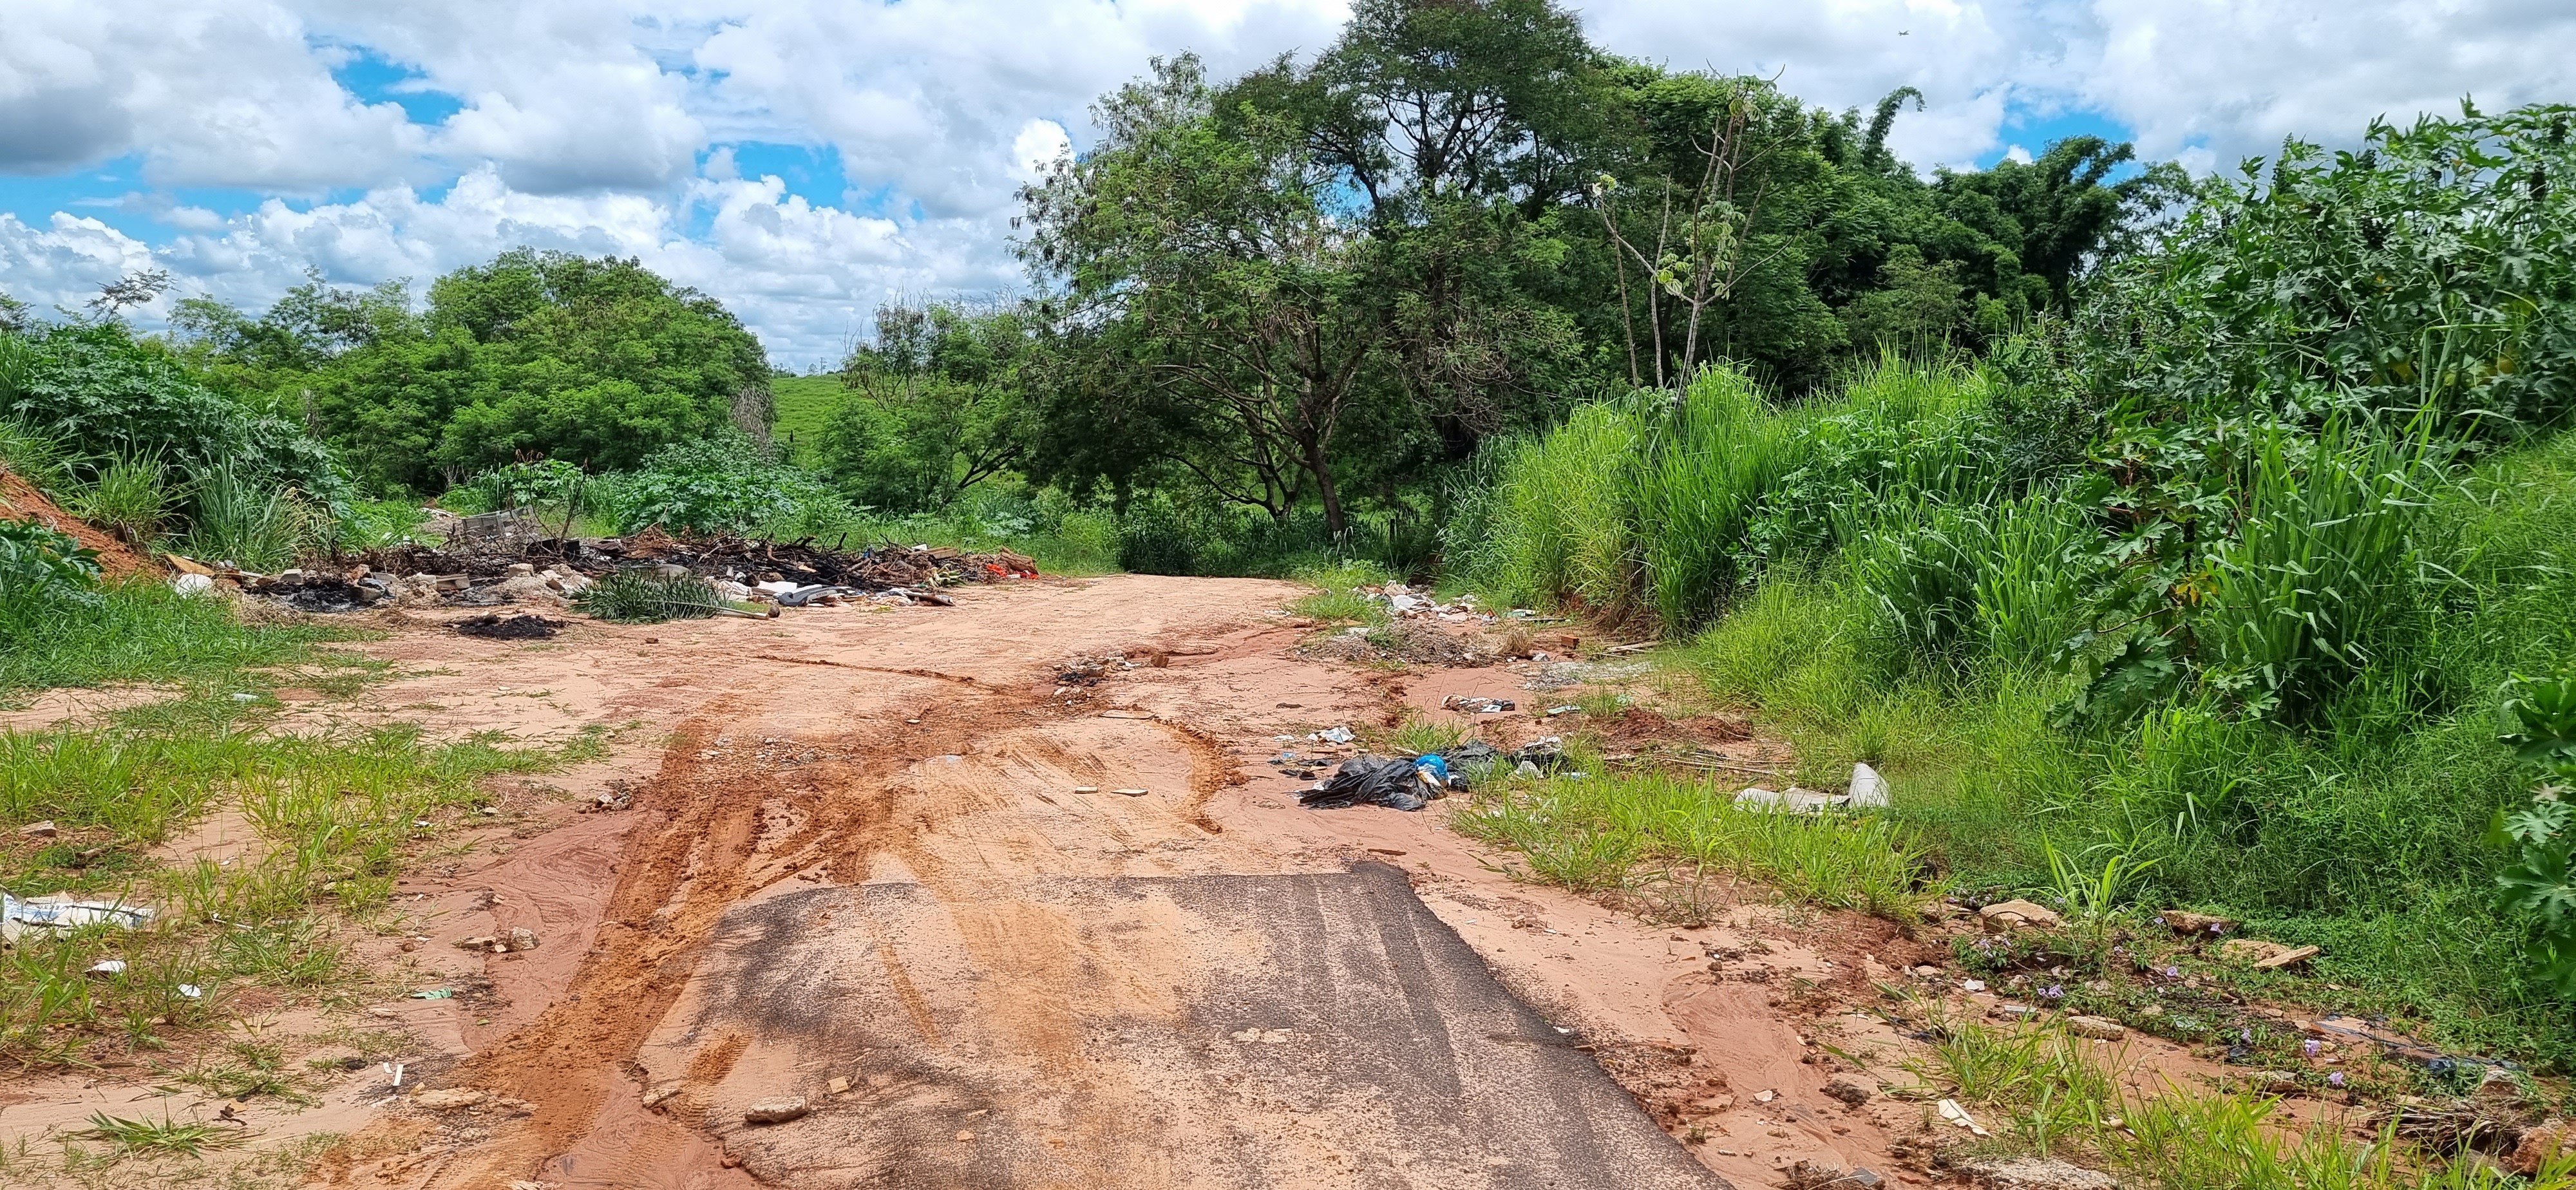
230 692 258 703
177 983 204 999
1962 979 1987 992
1735 762 1890 813
2 892 154 943
1544 704 1581 716
1441 695 1517 713
1937 1098 1991 1136
1072 786 1099 795
171 572 215 596
1754 1089 1777 1103
454 612 565 640
214 530 1037 616
1110 788 1150 798
410 988 454 999
86 959 126 977
1312 726 1356 744
1845 762 1888 809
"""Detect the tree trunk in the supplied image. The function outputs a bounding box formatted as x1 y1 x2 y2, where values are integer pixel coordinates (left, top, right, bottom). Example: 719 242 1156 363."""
1303 435 1347 536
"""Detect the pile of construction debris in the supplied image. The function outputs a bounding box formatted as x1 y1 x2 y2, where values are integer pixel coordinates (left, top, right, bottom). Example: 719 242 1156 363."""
177 528 1039 615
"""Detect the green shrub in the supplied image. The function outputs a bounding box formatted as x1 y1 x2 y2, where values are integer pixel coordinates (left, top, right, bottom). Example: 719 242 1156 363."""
0 519 101 640
182 461 312 572
572 569 724 623
587 435 858 537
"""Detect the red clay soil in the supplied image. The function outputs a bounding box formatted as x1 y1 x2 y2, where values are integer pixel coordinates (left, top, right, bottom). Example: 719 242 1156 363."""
0 578 2391 1190
0 467 158 578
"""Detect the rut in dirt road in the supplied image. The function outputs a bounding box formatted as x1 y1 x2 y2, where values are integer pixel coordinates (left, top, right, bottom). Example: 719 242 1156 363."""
370 578 1727 1190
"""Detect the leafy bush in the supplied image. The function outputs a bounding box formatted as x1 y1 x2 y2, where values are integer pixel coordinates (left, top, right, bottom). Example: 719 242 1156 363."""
0 519 101 639
3 323 343 505
450 459 587 515
587 436 858 537
2497 670 2576 992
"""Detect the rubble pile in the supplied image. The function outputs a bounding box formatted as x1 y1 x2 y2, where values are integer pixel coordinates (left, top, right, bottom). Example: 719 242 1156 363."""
188 530 1039 615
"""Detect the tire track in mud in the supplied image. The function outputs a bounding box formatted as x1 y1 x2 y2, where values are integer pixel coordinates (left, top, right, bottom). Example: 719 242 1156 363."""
426 670 1054 1189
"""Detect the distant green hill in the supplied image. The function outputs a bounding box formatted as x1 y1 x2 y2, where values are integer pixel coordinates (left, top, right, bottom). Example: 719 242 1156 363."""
770 374 845 466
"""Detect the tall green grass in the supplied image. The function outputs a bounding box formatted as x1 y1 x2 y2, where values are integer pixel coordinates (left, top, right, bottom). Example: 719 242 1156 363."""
1660 423 2576 1065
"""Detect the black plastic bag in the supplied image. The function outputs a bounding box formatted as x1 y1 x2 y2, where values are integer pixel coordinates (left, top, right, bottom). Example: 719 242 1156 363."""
1300 753 1435 811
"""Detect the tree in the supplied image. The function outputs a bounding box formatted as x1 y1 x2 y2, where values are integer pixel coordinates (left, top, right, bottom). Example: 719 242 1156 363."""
1021 56 1392 533
182 250 773 494
814 301 1037 513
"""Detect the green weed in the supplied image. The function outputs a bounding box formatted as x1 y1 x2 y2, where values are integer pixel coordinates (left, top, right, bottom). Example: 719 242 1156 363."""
1289 560 1394 625
1454 772 1926 918
77 1110 245 1160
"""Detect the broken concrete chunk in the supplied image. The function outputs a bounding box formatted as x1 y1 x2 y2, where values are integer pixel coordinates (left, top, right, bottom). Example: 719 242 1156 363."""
2161 910 2236 936
744 1096 810 1124
2253 944 2320 970
2217 938 2319 968
1821 1077 1873 1106
507 927 540 951
414 1088 488 1111
2065 1015 2126 1041
1978 899 2062 930
17 820 56 838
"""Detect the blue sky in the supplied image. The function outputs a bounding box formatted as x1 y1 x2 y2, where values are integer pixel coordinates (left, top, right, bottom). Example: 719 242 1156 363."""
3 0 2564 363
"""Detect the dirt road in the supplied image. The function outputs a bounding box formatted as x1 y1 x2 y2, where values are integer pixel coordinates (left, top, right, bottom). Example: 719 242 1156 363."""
276 576 1924 1189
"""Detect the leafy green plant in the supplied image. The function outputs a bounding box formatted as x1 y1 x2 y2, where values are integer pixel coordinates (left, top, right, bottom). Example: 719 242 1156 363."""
572 569 724 623
587 435 857 537
2496 670 2576 991
0 518 102 638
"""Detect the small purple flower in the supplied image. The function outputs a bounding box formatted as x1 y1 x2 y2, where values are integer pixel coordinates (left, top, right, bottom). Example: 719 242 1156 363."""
2041 984 2064 999
2327 1072 2345 1088
2303 1039 2322 1057
2240 1026 2254 1044
2164 966 2182 978
2210 923 2226 934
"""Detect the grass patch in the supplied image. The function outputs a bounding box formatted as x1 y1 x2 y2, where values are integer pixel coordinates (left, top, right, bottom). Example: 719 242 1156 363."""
0 695 604 1068
1289 560 1396 625
1452 770 1927 921
0 580 352 701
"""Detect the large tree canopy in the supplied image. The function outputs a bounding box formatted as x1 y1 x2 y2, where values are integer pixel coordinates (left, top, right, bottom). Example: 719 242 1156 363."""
1018 0 2166 531
177 250 770 495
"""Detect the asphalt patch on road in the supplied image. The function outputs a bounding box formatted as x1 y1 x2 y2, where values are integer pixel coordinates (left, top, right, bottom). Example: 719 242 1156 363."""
654 862 1728 1189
